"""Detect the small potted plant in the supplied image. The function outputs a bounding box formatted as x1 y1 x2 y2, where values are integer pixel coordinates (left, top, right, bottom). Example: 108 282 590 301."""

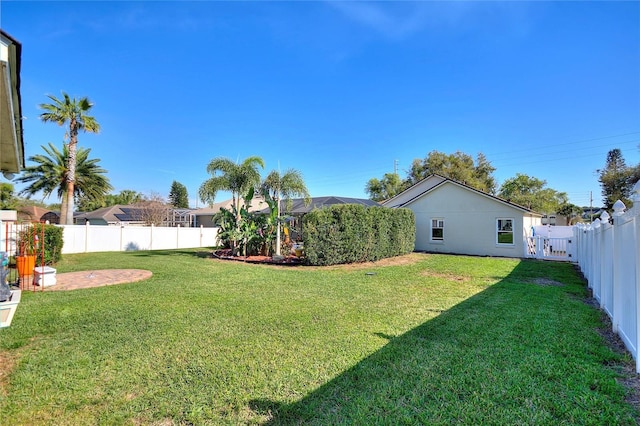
16 226 39 277
292 241 304 258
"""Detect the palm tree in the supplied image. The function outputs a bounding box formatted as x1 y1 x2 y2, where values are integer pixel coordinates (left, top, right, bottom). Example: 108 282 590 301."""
199 156 265 253
199 155 265 219
112 189 143 205
261 168 310 256
16 143 113 215
39 92 100 224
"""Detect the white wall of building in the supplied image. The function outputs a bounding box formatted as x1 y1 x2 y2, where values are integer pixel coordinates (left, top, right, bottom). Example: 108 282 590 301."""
409 182 541 258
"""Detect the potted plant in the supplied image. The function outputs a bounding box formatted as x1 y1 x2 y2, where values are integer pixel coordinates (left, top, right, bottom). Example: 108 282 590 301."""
16 226 39 276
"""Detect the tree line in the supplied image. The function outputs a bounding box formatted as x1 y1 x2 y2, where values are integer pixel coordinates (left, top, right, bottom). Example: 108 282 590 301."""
7 90 639 227
365 149 640 219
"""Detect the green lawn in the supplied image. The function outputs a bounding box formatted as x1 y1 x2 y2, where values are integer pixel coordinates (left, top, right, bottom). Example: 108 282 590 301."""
0 249 636 425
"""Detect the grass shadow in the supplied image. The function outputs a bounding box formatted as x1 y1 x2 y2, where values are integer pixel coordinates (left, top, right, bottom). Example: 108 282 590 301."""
260 260 635 425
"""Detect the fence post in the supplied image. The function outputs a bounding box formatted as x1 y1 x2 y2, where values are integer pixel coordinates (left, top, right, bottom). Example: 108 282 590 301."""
85 221 90 253
575 224 583 270
176 225 180 249
611 204 626 333
534 236 543 258
588 222 596 286
591 220 601 299
635 209 640 373
630 184 640 373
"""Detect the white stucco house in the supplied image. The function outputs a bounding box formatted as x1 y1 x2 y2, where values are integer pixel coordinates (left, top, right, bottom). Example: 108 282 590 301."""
383 175 543 258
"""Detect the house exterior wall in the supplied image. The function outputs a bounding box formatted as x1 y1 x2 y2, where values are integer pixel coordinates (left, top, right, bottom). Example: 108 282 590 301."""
384 175 445 207
0 37 9 60
522 214 539 237
408 182 541 258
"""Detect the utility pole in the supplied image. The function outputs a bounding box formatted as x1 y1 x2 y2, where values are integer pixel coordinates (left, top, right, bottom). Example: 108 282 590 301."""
394 159 398 176
590 191 593 223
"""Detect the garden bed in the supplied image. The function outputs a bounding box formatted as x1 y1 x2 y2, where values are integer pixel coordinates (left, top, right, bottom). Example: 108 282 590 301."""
212 249 303 265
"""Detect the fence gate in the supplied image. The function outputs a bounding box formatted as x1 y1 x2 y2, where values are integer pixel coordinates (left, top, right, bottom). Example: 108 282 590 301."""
525 236 573 261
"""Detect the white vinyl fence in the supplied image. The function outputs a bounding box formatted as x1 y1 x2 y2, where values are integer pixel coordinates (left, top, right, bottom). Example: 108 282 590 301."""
574 194 640 372
60 223 220 254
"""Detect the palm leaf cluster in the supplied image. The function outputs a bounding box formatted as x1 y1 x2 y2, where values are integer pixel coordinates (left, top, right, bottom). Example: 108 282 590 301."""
16 143 112 205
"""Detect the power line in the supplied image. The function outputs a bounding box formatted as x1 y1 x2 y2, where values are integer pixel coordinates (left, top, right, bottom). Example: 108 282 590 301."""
485 131 640 160
491 144 639 169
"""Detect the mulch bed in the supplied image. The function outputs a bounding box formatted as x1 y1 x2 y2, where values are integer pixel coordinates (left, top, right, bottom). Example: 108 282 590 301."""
212 249 304 266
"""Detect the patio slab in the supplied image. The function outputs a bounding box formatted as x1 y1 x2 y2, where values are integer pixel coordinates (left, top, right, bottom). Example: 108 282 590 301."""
44 269 152 291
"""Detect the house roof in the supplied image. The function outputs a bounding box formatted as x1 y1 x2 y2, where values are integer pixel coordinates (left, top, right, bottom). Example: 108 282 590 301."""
16 205 56 222
192 196 269 216
259 196 379 215
0 30 25 174
383 174 542 216
75 205 145 223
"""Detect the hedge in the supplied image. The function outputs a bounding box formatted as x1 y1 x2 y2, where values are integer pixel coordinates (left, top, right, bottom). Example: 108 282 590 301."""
302 205 415 266
17 223 64 265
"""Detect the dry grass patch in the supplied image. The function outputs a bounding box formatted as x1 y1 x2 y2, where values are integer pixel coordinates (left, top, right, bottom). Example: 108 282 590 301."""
0 337 39 397
0 350 18 397
525 277 565 286
321 253 426 271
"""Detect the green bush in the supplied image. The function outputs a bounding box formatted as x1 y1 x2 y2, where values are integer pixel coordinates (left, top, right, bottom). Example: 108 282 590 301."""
303 205 415 266
18 223 64 265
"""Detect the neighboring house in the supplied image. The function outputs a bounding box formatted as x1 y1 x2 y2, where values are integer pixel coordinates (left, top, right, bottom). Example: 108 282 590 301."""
267 196 380 241
541 214 568 226
16 205 59 224
280 196 379 215
193 195 378 232
76 205 144 226
192 196 269 227
0 30 25 179
383 175 542 258
76 205 198 227
582 208 605 222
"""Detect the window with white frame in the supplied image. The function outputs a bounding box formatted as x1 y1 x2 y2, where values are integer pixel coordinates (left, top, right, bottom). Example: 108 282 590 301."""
431 218 444 241
496 218 514 245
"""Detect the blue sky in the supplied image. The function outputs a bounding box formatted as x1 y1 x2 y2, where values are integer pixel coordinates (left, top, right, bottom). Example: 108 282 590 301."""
2 1 639 209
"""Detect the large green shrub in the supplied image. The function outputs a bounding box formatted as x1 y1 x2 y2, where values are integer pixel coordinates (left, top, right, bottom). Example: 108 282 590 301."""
18 223 64 265
303 205 415 266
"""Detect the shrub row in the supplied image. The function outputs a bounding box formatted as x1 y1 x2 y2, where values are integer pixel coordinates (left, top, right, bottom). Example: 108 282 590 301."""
302 205 415 266
18 223 64 265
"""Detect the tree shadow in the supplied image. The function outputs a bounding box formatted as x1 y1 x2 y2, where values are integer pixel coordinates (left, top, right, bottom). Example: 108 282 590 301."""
256 261 629 425
248 399 285 422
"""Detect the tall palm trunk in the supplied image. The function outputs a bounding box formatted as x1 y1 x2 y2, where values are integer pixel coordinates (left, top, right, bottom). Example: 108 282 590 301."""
275 196 281 256
65 119 78 225
59 190 69 225
232 193 241 255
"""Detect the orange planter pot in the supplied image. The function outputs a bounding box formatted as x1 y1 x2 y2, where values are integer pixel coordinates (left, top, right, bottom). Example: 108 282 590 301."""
16 255 36 276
